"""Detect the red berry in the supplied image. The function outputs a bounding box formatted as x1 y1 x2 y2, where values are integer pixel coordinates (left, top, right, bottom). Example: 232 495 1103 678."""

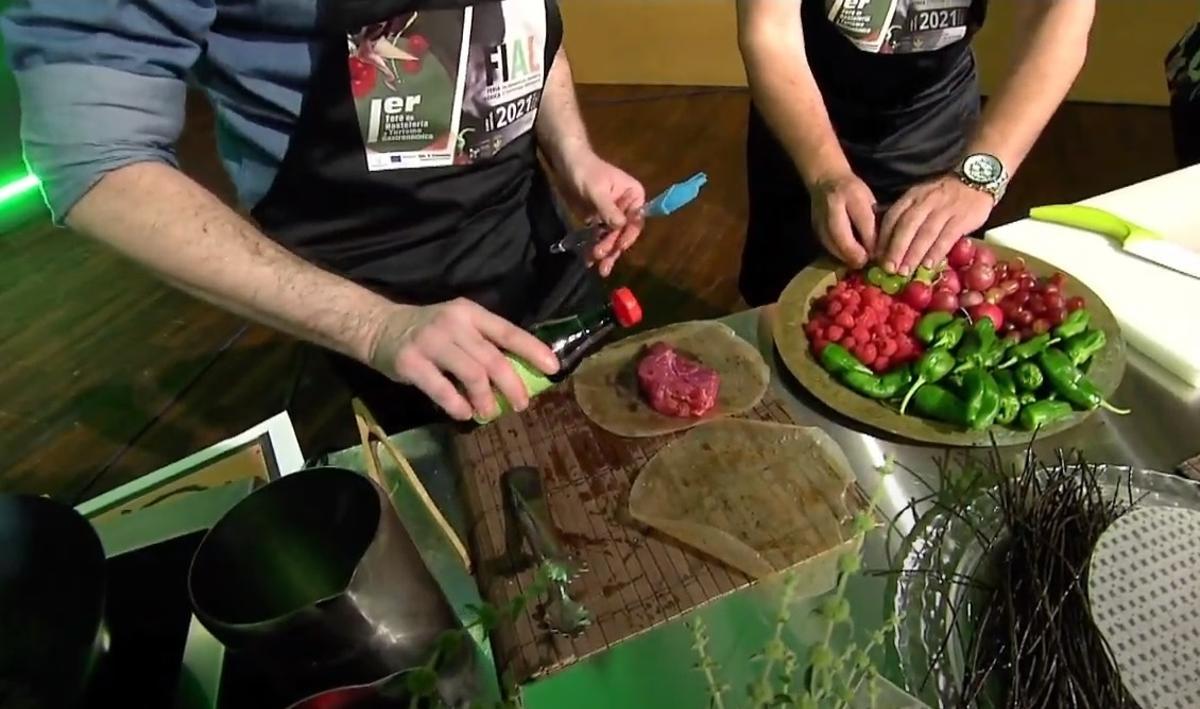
826 324 845 341
860 343 879 363
348 56 378 98
812 338 829 355
852 326 871 343
401 59 422 74
835 312 855 330
874 356 891 372
1066 296 1086 312
841 336 858 350
407 33 430 56
880 339 898 357
828 300 844 316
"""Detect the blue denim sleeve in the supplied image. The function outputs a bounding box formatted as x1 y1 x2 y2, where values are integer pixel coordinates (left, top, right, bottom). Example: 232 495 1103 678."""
1 1 217 222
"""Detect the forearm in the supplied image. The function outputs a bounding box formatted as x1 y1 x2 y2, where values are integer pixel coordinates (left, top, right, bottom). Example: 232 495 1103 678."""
66 162 397 364
536 48 593 174
738 1 849 186
967 0 1094 172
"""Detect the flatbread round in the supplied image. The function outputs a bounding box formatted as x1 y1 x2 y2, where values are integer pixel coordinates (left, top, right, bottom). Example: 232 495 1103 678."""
573 321 770 438
628 420 861 579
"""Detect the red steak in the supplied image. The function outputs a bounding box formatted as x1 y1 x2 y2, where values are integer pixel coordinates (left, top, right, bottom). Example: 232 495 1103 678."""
636 342 720 418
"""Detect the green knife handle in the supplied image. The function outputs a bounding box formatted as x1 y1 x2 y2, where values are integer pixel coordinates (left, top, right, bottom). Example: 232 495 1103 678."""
1029 204 1133 243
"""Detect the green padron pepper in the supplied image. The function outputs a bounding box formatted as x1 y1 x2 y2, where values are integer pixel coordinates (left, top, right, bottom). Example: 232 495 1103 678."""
1000 332 1053 368
992 370 1020 426
1037 348 1130 415
915 311 954 345
954 318 999 373
1064 329 1107 368
962 369 1002 430
931 318 967 351
1018 400 1074 431
910 384 970 426
899 348 956 415
914 264 940 285
1015 361 1044 392
1053 309 1091 340
839 365 913 400
1018 391 1038 406
820 343 871 376
867 266 907 295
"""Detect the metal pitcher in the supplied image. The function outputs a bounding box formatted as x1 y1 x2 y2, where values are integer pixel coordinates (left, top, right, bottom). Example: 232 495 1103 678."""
188 467 476 707
0 494 108 708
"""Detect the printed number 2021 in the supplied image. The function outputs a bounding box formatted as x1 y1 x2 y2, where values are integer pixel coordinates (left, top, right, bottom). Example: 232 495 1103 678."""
912 8 966 32
484 93 540 133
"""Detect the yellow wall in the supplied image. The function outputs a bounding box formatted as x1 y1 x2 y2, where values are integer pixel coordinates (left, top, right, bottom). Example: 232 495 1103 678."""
561 0 1199 106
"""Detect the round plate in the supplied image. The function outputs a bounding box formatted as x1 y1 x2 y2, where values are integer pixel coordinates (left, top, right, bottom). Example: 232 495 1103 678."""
773 245 1127 446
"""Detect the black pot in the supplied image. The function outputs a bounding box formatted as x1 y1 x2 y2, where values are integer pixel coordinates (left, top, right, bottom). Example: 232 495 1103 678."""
0 494 107 708
188 467 475 707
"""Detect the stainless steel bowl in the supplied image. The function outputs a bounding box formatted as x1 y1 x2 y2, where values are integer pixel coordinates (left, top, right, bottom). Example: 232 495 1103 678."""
0 494 108 707
188 467 475 706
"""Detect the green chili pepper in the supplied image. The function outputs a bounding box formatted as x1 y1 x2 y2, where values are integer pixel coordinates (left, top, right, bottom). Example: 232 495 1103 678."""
954 318 1000 373
1018 391 1038 406
931 318 967 350
915 311 954 345
1018 400 1074 431
914 264 940 285
1015 362 1044 392
880 274 907 295
1053 309 1091 340
1063 329 1107 368
866 266 888 287
996 388 1020 426
1000 332 1053 368
839 365 913 400
899 348 956 414
994 370 1017 395
820 343 871 376
910 384 970 426
1037 348 1130 415
962 369 1001 430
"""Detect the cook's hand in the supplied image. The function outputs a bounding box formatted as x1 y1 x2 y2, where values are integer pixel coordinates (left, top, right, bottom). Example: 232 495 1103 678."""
566 153 646 277
368 300 558 421
877 175 994 276
810 172 877 269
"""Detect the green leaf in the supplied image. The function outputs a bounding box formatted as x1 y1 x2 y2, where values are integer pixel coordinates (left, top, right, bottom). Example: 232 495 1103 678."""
405 667 439 697
436 630 464 659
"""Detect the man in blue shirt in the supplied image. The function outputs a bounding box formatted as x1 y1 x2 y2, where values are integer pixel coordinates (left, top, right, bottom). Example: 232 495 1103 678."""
2 0 645 429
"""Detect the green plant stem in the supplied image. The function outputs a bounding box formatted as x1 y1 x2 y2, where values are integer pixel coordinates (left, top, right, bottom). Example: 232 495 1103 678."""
755 574 801 706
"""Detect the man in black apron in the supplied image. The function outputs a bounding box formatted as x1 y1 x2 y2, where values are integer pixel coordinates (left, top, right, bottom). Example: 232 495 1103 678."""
737 0 1095 306
4 0 645 432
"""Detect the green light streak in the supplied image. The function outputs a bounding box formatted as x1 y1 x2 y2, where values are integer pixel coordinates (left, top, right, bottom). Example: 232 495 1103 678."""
0 173 40 207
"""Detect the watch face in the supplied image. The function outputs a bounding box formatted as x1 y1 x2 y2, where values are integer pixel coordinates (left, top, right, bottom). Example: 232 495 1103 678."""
963 154 1003 184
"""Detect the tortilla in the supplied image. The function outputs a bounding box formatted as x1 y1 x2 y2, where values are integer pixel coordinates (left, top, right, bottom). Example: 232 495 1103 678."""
628 420 862 580
573 321 770 438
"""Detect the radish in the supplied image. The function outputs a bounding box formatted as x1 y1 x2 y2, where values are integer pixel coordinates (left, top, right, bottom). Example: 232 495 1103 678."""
929 289 960 313
973 244 997 266
900 281 932 311
964 262 997 292
935 269 962 294
968 303 1005 331
947 237 976 269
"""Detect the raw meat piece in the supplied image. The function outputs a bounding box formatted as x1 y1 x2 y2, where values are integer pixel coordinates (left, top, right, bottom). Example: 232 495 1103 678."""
636 342 721 418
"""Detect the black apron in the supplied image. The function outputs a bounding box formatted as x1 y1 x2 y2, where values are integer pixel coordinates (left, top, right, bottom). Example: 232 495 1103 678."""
1167 20 1200 167
740 0 985 307
248 0 599 431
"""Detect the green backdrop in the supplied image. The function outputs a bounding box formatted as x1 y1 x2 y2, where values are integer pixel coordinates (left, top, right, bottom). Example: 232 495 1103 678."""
0 24 47 231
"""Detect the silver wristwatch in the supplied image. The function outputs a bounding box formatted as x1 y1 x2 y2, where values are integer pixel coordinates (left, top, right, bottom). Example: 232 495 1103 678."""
955 153 1009 203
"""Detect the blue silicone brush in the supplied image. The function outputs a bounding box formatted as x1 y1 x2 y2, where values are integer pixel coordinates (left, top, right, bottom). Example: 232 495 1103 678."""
550 172 709 254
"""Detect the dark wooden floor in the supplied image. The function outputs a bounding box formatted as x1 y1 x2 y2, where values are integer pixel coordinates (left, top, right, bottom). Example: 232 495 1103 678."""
0 86 1182 502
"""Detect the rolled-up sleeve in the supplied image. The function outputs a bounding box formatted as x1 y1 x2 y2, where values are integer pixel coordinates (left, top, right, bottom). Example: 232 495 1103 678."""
1 1 217 222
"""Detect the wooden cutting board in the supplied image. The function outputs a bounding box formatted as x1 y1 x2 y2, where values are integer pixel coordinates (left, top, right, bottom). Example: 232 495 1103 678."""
454 383 864 685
